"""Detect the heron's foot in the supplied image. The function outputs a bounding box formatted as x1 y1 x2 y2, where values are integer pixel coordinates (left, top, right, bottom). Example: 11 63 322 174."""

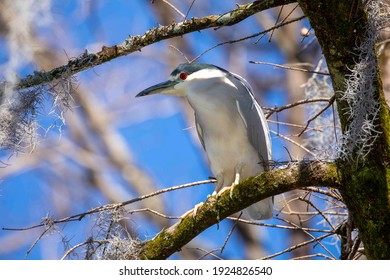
229 182 237 199
216 183 237 199
193 201 204 216
216 186 231 197
180 201 204 219
207 191 217 199
228 168 241 199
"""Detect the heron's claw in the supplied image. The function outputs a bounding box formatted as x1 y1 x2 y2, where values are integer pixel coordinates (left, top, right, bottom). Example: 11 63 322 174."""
180 201 204 219
193 201 204 216
229 183 237 199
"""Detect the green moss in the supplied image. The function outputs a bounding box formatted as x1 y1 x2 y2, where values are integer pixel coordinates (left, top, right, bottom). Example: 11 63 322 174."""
297 0 390 259
339 165 390 259
139 162 341 259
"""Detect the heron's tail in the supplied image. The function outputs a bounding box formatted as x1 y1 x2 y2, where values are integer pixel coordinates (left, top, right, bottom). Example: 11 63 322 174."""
243 197 274 220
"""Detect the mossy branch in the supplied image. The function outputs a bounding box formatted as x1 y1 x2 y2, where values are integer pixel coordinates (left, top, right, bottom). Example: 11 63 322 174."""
16 0 295 90
139 161 340 260
297 0 390 259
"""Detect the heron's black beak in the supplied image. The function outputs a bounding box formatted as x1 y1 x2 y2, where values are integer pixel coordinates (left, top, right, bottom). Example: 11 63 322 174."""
136 80 179 97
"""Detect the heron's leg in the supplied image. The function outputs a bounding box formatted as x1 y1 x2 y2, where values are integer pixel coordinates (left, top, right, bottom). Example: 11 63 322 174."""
215 165 243 199
229 163 243 198
214 173 225 193
181 174 224 219
211 173 225 222
205 176 218 198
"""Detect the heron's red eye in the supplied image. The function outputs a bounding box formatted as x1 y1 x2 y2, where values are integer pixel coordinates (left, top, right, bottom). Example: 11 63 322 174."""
179 72 188 80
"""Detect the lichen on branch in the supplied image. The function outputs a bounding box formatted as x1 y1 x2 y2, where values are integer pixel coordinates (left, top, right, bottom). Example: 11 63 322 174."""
139 161 340 260
14 0 295 91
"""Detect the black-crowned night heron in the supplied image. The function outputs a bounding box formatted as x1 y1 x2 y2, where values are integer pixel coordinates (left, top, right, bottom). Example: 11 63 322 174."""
136 63 273 220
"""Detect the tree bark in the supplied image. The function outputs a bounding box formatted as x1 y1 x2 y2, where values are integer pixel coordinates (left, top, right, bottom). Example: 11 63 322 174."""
4 0 389 260
139 0 390 261
15 0 295 90
298 0 390 259
139 161 339 260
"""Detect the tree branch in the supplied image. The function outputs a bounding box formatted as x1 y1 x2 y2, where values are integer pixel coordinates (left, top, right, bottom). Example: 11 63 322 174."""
139 161 340 260
264 97 333 118
16 0 295 90
297 0 390 259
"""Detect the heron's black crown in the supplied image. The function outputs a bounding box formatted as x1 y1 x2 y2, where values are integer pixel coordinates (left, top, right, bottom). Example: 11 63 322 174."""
171 63 228 77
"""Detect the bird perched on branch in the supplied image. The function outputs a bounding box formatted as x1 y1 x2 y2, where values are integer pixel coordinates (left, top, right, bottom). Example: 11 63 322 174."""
136 62 273 220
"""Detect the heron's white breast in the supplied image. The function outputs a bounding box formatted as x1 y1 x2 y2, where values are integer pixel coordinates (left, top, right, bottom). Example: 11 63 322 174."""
186 84 263 186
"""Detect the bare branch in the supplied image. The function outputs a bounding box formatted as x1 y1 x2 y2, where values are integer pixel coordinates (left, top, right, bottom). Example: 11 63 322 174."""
250 61 330 76
184 0 196 21
160 0 185 18
61 240 108 260
276 216 338 259
269 129 316 156
24 220 55 259
264 97 332 118
169 45 191 63
297 95 336 137
303 186 343 201
226 217 333 233
298 197 336 231
14 0 296 90
190 15 306 63
292 253 335 260
128 208 180 220
259 232 334 260
220 213 242 254
2 179 214 231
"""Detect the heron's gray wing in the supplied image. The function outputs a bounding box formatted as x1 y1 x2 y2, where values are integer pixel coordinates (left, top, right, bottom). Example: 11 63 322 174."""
194 113 206 150
230 73 272 168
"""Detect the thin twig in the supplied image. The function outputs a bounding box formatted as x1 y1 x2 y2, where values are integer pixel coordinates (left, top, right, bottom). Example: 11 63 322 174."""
128 208 180 219
226 217 332 233
292 253 334 260
191 247 223 260
269 4 300 42
256 4 300 44
184 0 196 21
264 97 332 118
303 186 344 201
277 193 309 214
190 15 306 63
2 179 214 231
61 240 107 260
298 197 336 231
281 210 347 216
220 212 242 254
268 5 284 42
259 232 335 260
161 0 185 18
269 129 316 157
169 45 190 63
25 226 52 259
267 119 323 132
348 237 361 260
297 95 336 137
101 218 115 258
250 61 330 76
332 102 339 144
279 215 338 258
300 27 312 43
